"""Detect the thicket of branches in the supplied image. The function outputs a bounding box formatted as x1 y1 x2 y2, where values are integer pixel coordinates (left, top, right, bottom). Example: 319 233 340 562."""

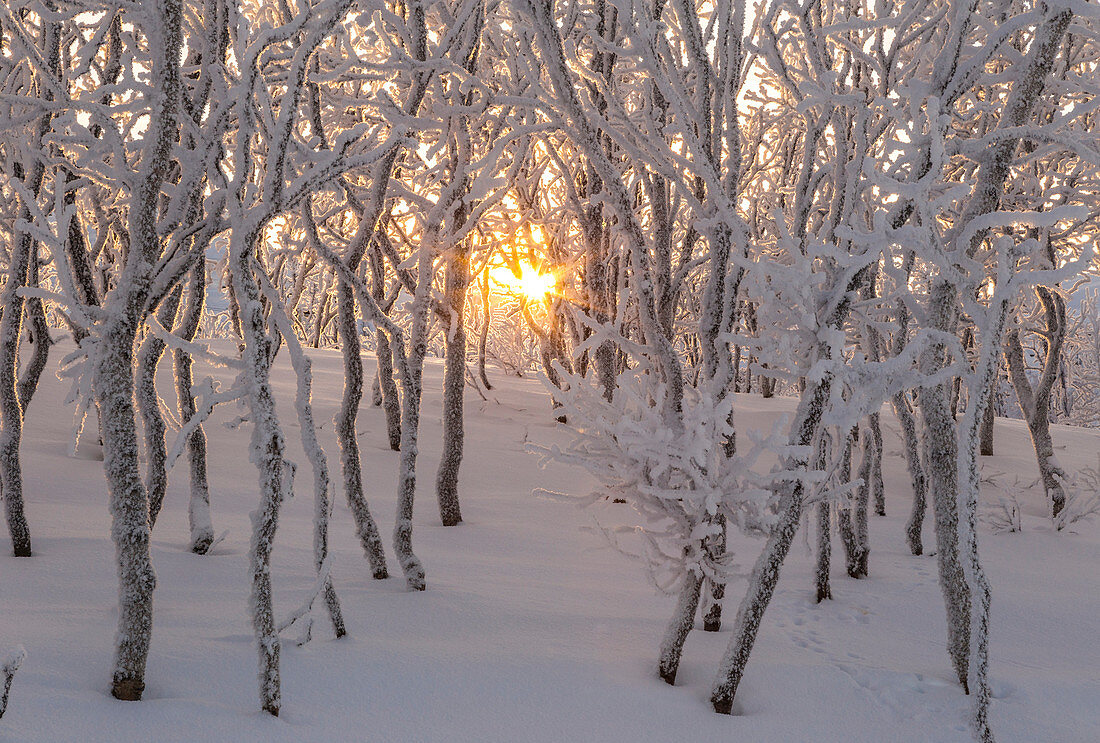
2 0 1099 740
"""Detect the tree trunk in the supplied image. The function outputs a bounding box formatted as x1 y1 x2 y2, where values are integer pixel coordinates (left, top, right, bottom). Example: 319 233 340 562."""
369 245 401 450
436 250 470 527
894 391 928 555
0 229 37 558
174 261 215 554
711 377 829 713
760 372 775 398
814 500 832 603
371 371 383 407
979 394 995 456
307 218 425 593
477 263 493 390
854 426 872 576
257 270 346 639
97 299 158 702
891 254 928 554
0 646 25 721
868 412 885 517
711 477 804 714
0 26 57 556
919 281 972 690
392 267 430 591
1005 288 1068 517
836 428 866 578
310 280 330 349
957 299 1010 743
731 344 742 393
702 514 727 631
376 328 402 451
231 235 288 716
18 254 53 418
99 0 182 700
136 285 183 528
335 281 389 578
657 571 703 685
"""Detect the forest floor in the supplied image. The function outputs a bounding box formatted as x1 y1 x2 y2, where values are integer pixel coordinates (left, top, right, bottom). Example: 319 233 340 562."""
2 342 1098 742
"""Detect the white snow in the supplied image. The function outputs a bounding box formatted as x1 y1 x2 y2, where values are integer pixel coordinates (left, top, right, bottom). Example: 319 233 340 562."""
2 342 1099 742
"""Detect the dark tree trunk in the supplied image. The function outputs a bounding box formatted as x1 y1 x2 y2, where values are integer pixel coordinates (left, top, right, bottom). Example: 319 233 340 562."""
477 264 493 390
814 501 832 603
702 514 727 631
836 428 866 578
137 285 184 528
658 570 703 685
436 248 470 527
173 261 214 554
368 245 401 450
980 397 995 457
336 281 389 578
1005 288 1068 517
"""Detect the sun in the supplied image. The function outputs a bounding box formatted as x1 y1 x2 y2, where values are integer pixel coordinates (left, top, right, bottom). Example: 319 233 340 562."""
490 264 556 299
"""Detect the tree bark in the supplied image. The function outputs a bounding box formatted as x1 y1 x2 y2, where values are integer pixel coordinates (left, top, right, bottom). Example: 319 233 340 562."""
136 285 183 528
368 245 401 450
711 377 830 713
657 571 703 685
99 0 182 701
392 259 431 591
1005 287 1067 517
0 230 37 558
979 394 995 456
436 248 469 526
854 425 873 575
0 13 59 557
256 269 346 639
335 281 390 578
18 254 53 418
836 428 866 578
97 299 158 702
868 412 885 517
477 263 493 390
814 500 832 603
919 281 972 690
230 230 289 715
174 261 215 554
895 391 928 555
702 514 727 631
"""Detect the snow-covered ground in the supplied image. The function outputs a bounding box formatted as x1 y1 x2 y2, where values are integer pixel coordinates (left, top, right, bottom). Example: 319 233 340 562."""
2 344 1098 742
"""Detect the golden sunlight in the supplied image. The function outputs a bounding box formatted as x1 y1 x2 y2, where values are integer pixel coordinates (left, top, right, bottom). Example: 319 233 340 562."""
490 264 556 300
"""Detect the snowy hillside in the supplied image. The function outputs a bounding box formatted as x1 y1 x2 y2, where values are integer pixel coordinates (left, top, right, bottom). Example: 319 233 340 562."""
2 345 1098 743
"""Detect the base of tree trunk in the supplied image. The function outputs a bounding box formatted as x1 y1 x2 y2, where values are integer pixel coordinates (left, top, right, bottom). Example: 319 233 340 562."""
712 696 734 715
191 536 212 555
854 552 868 578
12 544 31 558
111 678 144 701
